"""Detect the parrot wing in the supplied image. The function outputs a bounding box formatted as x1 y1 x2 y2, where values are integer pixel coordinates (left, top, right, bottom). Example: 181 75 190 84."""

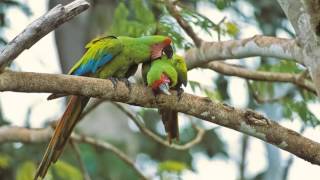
68 36 124 76
47 36 123 100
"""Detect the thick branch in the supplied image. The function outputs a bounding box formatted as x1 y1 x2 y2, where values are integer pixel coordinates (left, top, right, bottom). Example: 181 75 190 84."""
204 62 316 93
0 0 90 70
0 71 319 165
277 0 320 96
185 35 303 69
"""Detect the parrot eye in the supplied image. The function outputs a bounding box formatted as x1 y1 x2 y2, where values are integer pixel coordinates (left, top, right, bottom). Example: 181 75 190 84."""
163 45 173 59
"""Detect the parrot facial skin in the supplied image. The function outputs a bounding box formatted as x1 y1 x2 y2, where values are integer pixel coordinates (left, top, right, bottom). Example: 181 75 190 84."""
34 35 173 180
143 55 188 143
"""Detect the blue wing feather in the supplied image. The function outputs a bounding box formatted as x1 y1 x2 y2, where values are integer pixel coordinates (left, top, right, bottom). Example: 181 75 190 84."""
72 54 113 76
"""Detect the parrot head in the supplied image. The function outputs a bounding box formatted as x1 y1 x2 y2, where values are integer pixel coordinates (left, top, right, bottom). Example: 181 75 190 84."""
140 35 173 60
151 73 172 95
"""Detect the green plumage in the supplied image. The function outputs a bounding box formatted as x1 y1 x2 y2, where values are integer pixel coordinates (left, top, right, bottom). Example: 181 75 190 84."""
35 35 173 180
142 55 188 143
146 57 178 87
69 35 172 78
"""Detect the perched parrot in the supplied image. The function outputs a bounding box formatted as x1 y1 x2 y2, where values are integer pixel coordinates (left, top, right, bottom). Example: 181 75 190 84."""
34 35 173 179
142 55 188 143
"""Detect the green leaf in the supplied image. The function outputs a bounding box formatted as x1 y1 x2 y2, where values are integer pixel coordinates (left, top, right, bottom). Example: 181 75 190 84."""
16 161 36 180
52 161 82 180
158 160 188 173
225 22 239 37
0 153 11 168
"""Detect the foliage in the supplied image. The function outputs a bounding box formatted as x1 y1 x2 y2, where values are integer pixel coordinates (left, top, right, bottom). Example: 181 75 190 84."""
16 161 36 180
158 160 188 173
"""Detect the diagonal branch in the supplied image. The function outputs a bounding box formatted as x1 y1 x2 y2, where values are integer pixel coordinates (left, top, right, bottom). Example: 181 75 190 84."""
72 134 148 180
0 71 319 165
204 62 316 93
165 0 202 47
0 0 90 70
112 103 205 150
69 140 92 180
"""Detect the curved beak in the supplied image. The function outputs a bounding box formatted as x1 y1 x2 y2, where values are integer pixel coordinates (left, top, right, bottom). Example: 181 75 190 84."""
159 82 171 95
163 45 173 59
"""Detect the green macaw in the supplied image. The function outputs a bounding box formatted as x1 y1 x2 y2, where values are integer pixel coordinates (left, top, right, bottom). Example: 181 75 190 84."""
142 55 188 143
35 35 173 179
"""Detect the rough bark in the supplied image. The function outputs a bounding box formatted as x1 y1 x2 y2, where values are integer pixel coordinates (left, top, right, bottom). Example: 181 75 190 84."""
0 0 90 70
0 71 319 165
277 0 320 96
185 35 303 69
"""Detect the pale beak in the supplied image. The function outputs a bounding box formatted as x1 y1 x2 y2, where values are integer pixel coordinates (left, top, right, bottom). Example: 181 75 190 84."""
159 82 171 95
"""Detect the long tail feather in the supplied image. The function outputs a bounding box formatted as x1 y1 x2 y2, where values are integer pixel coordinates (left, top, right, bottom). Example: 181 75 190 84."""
159 108 179 144
34 95 90 180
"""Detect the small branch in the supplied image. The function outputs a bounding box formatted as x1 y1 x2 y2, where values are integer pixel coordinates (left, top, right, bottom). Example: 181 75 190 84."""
203 62 316 94
0 71 320 165
72 134 148 180
0 126 53 143
239 135 249 180
69 140 92 180
0 0 90 70
0 126 148 180
165 0 202 47
185 35 303 69
113 103 205 150
79 98 106 120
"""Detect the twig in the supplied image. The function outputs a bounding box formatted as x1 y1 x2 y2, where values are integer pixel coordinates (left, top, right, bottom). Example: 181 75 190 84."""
72 134 148 180
69 140 92 180
112 103 205 150
79 98 107 120
165 0 202 47
239 135 249 180
205 62 316 94
246 80 290 104
0 0 90 70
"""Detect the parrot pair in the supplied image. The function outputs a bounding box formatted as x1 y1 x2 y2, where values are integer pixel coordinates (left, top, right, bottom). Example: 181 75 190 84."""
142 55 188 143
34 35 174 179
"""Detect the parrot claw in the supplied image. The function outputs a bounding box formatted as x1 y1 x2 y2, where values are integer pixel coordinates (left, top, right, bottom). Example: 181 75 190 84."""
177 88 184 101
108 77 119 89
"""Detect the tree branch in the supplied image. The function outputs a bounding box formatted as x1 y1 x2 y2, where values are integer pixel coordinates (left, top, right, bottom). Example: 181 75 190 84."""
72 134 148 180
0 71 319 165
112 103 205 150
165 0 202 47
204 62 316 93
185 35 303 69
0 0 90 70
0 125 148 180
69 140 92 180
277 0 320 96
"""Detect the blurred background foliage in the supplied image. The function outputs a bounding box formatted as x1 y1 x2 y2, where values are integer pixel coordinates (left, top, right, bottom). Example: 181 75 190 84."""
0 0 318 179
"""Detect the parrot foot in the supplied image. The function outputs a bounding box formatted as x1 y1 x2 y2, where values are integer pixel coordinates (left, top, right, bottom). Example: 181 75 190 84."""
108 77 119 89
177 88 184 101
119 78 132 92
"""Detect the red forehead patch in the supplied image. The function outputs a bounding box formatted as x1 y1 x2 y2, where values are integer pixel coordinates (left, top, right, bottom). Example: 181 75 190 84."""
163 38 172 45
